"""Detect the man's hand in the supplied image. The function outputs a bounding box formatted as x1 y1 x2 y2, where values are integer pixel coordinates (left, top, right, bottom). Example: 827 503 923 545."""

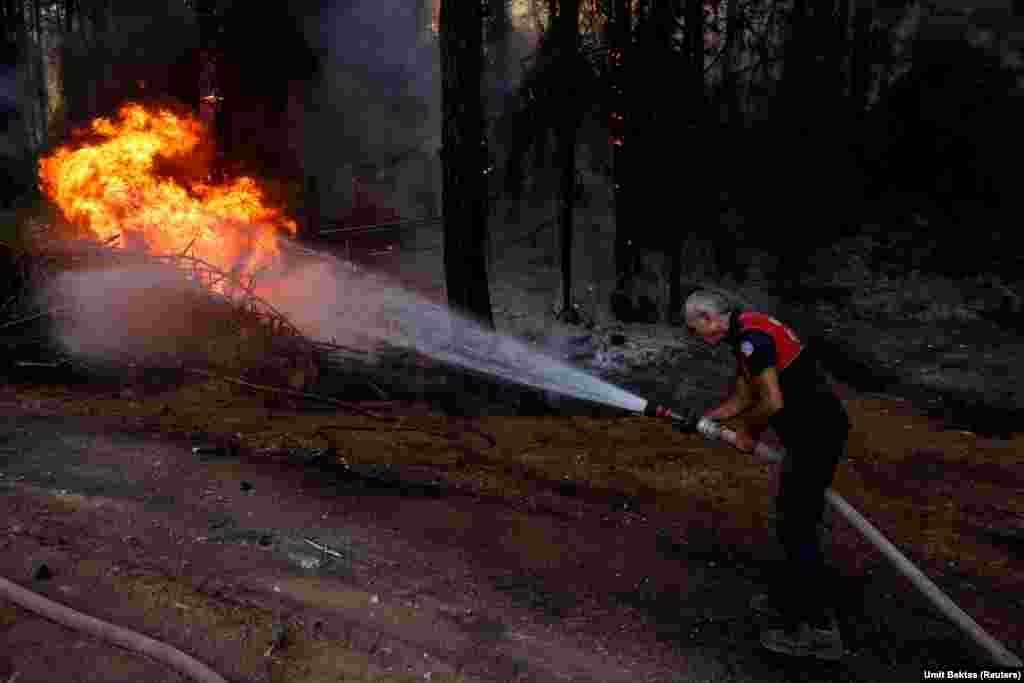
733 428 757 453
671 407 702 434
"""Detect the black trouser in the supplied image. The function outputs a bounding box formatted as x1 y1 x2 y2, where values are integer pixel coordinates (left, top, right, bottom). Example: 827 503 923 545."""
773 429 845 627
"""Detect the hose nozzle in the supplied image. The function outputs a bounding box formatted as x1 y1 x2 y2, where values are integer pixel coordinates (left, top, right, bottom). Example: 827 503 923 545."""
642 401 699 432
642 402 680 420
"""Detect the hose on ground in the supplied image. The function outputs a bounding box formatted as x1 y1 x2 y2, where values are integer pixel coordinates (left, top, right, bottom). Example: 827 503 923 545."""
694 416 1024 669
0 575 228 683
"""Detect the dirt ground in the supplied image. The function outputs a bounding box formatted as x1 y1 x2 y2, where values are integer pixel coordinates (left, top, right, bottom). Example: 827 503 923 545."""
2 207 1023 682
0 367 1021 683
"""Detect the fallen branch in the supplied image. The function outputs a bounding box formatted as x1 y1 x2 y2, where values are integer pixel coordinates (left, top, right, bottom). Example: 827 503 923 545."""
303 538 346 560
317 421 495 450
179 234 198 257
184 368 390 420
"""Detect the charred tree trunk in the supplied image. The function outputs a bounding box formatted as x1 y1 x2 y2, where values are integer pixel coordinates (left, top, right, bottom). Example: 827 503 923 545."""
773 0 814 292
195 0 226 169
610 0 632 289
834 0 852 108
15 0 44 155
486 0 511 220
661 0 692 322
44 0 66 146
487 0 510 89
440 0 494 331
850 2 873 121
778 0 811 133
721 0 745 129
33 0 45 142
83 0 103 119
555 0 581 323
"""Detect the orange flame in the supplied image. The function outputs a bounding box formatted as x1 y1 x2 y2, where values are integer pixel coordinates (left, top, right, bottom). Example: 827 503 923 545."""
39 102 296 283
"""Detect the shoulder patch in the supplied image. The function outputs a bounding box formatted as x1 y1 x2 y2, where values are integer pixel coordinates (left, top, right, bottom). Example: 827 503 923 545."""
740 340 754 357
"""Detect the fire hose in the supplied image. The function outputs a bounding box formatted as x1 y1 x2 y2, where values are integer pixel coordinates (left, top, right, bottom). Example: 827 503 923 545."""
642 401 1023 668
0 575 227 683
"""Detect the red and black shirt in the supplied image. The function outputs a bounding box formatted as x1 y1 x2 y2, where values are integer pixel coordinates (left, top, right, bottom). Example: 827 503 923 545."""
726 311 850 440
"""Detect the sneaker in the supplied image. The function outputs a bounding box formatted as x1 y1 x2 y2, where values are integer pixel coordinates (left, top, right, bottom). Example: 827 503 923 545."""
760 620 844 661
749 593 785 620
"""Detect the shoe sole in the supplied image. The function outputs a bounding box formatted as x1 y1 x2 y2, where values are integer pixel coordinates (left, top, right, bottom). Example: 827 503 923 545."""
760 624 845 662
765 618 843 663
761 639 844 662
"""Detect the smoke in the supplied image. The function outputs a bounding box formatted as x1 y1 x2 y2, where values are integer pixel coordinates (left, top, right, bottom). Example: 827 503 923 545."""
301 0 441 220
299 0 538 221
45 263 208 363
260 257 410 350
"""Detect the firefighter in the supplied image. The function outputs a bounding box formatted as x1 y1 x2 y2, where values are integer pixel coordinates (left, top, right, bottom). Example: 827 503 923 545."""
683 289 850 661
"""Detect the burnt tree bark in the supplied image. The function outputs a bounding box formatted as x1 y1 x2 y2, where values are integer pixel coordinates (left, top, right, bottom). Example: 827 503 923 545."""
665 0 701 322
555 0 581 323
439 0 494 331
610 0 632 289
772 0 813 292
850 2 874 121
12 0 46 155
487 0 510 88
194 0 227 170
720 0 746 129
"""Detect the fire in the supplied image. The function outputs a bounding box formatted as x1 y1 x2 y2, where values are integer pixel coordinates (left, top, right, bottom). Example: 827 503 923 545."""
38 102 296 284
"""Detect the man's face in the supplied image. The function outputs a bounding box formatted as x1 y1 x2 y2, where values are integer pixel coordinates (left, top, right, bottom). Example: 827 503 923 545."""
686 312 729 346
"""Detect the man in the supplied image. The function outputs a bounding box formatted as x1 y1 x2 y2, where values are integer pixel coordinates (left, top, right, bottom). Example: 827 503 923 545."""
683 289 851 661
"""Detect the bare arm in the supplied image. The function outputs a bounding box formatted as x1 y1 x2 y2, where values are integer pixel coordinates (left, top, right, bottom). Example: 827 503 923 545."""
705 368 755 421
736 367 784 438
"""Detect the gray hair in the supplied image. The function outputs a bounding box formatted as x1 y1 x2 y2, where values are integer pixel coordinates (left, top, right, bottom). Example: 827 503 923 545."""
683 287 747 323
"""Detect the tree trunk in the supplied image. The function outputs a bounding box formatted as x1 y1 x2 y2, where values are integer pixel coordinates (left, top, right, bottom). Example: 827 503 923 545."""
83 0 103 119
721 0 745 128
440 0 494 331
16 0 44 155
834 0 852 106
487 0 510 89
779 0 810 129
556 0 581 322
850 3 873 120
774 0 814 292
195 0 224 157
44 0 66 146
611 0 632 289
33 0 44 137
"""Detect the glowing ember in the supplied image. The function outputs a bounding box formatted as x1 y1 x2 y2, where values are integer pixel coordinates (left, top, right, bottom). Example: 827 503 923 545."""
38 102 296 283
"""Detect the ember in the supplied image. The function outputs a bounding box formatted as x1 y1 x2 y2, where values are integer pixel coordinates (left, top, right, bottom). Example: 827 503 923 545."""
38 102 297 286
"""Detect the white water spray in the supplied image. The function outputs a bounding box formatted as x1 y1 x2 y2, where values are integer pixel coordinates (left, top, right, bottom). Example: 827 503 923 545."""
265 253 648 413
47 250 649 414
